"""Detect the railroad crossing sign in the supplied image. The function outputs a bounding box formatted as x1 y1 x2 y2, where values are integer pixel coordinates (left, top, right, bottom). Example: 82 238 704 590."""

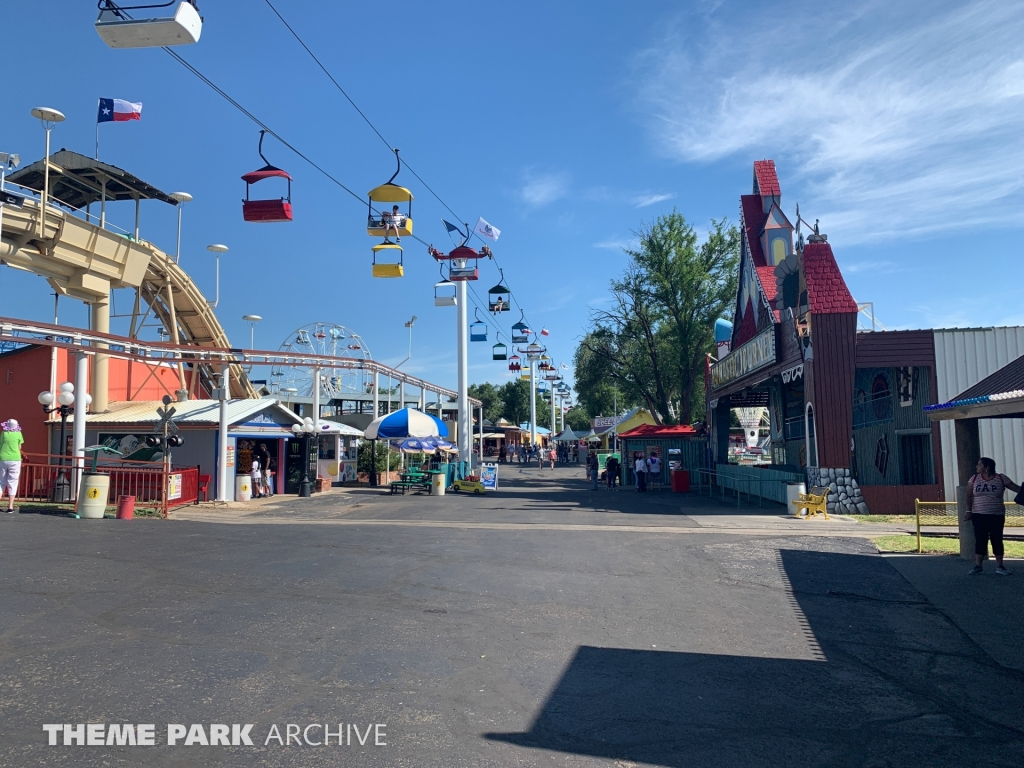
155 394 180 436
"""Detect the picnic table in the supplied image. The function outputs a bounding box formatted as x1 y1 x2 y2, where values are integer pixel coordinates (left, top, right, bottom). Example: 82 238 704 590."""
390 470 432 495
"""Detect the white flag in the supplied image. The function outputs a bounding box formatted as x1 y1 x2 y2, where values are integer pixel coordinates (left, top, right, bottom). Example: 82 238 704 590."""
474 217 501 242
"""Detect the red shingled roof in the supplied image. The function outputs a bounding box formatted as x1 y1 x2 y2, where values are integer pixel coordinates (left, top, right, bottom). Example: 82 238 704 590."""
755 265 781 321
741 195 768 268
803 241 857 314
753 160 781 196
735 297 758 346
618 424 697 439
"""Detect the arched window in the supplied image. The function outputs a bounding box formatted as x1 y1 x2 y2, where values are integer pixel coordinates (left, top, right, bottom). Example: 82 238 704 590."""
772 238 786 265
805 402 818 467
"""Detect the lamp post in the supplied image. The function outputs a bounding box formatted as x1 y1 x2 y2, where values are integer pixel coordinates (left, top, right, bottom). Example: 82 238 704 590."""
206 244 228 308
30 107 64 238
169 192 192 263
38 382 91 501
291 417 315 497
242 314 262 349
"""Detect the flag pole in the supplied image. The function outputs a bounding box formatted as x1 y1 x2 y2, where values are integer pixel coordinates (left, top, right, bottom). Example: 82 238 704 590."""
95 116 99 160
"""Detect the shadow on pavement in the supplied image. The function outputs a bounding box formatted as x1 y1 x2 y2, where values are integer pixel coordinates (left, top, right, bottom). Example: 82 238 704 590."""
486 548 1024 767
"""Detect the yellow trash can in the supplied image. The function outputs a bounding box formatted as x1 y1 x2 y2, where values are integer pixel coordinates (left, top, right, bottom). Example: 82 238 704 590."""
77 473 110 519
431 472 446 496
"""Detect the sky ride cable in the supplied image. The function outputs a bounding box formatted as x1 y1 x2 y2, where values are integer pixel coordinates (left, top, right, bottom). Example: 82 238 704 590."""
259 0 543 343
158 15 549 369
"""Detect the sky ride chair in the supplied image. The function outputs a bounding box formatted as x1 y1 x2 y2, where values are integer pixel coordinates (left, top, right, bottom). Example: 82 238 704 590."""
492 342 508 361
508 354 521 373
242 131 293 223
367 149 413 241
434 269 457 306
372 243 404 278
488 270 511 313
95 0 202 48
470 310 488 342
511 313 530 343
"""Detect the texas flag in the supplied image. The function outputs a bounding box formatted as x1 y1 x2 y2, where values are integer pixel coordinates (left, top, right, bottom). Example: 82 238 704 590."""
97 98 142 123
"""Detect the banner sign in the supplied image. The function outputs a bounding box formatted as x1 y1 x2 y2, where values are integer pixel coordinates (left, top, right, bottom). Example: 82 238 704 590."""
167 473 182 501
480 462 498 491
592 416 617 428
711 327 776 390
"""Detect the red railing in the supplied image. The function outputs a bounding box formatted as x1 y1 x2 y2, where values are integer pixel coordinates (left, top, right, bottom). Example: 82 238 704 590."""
16 454 200 518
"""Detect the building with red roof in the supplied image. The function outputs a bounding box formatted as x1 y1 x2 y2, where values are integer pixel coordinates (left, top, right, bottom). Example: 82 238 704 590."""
706 161 947 515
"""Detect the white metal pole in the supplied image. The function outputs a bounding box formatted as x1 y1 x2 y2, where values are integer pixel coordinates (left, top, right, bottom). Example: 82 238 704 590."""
456 281 470 463
72 351 90 496
312 367 321 431
529 360 537 448
218 366 230 501
399 380 405 411
175 204 183 263
40 127 51 238
372 371 379 419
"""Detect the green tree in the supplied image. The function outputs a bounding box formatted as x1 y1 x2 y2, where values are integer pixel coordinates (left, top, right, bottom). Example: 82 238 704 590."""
467 382 504 424
498 379 531 425
579 211 739 424
563 406 591 432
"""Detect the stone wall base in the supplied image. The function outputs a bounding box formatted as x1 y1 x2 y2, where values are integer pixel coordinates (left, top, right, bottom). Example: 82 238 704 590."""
806 467 869 515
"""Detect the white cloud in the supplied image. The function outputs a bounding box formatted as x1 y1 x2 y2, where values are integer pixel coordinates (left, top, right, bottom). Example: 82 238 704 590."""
520 170 569 206
636 0 1024 243
593 237 638 250
631 192 675 208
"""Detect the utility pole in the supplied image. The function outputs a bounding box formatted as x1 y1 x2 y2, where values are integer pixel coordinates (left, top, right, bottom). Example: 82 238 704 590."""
456 282 470 468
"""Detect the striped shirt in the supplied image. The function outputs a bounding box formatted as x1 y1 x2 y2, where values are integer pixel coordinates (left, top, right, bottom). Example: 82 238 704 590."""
970 473 1010 515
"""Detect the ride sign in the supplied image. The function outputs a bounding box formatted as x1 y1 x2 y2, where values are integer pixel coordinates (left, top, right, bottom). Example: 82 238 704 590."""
711 327 776 390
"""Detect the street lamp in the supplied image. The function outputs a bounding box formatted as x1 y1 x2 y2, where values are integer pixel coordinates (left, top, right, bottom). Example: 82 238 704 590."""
169 192 192 263
38 382 91 501
290 416 315 497
206 243 228 308
30 107 64 238
242 314 262 349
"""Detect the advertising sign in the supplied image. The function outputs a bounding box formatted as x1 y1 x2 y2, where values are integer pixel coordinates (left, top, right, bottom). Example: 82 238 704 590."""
710 326 776 389
167 473 182 501
480 462 499 491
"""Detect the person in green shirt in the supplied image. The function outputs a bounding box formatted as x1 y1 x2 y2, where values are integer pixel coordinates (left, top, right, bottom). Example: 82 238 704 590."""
0 419 26 512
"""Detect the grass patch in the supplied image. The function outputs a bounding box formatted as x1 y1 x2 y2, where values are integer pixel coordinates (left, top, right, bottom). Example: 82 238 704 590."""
849 514 923 525
873 534 1024 557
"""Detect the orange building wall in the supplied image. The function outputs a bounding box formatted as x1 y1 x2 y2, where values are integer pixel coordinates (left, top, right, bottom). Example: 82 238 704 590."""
0 345 209 458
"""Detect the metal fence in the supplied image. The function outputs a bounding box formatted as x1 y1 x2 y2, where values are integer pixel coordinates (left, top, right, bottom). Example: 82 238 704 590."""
692 466 804 507
16 453 199 518
914 499 1024 553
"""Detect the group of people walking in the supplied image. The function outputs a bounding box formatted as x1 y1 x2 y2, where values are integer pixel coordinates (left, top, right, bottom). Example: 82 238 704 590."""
498 443 578 465
586 451 661 492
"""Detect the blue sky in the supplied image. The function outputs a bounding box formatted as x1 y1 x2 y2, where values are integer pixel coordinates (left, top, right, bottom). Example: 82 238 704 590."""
2 1 1024 394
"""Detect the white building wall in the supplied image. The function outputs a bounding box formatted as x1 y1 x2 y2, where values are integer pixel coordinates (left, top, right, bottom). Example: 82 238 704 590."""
934 327 1024 499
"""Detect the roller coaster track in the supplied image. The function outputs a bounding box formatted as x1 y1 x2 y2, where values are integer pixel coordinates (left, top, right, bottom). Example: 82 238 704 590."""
0 196 256 398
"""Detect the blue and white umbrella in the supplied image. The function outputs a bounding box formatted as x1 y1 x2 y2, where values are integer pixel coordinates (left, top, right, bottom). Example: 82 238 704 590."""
364 407 448 440
395 437 439 453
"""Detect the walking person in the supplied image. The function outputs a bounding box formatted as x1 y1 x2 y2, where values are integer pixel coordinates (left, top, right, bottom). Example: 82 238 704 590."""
548 446 556 470
250 456 263 499
647 453 662 490
499 444 506 464
256 442 273 497
587 453 599 490
634 452 647 492
606 454 619 490
965 457 1019 575
0 419 26 513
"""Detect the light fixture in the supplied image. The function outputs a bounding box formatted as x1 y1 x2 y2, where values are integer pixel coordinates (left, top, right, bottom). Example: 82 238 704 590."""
206 244 229 308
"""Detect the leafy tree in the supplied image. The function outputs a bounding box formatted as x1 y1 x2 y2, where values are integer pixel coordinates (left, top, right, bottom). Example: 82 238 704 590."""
467 382 504 424
357 443 402 474
498 379 531 425
579 211 738 424
563 406 591 432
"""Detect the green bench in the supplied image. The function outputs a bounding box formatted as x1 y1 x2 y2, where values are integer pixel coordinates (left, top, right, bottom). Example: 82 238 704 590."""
390 479 431 495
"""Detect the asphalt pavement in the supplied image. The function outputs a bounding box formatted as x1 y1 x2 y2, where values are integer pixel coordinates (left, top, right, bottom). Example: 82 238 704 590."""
1 464 1021 767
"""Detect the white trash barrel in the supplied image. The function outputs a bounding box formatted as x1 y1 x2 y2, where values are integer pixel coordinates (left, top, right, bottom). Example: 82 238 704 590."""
78 474 110 519
431 473 446 496
235 475 252 502
786 481 807 517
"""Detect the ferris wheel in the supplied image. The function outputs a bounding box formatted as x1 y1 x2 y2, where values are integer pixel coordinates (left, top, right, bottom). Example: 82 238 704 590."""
270 322 373 400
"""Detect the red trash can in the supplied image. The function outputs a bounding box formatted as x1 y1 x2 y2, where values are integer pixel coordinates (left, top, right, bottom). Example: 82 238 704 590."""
671 470 690 493
116 495 135 520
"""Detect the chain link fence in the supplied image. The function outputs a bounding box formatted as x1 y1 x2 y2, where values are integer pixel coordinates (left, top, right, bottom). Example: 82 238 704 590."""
914 499 1024 553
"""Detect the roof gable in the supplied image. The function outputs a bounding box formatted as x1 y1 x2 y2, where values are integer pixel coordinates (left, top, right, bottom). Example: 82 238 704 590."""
741 195 769 267
803 242 858 314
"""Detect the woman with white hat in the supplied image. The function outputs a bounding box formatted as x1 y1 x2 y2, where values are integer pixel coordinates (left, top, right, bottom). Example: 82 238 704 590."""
0 419 26 513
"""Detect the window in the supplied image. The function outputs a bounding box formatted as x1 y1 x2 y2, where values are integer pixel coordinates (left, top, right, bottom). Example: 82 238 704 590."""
805 403 818 467
772 238 786 265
